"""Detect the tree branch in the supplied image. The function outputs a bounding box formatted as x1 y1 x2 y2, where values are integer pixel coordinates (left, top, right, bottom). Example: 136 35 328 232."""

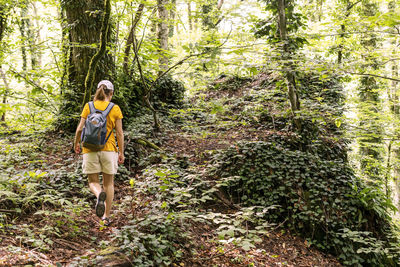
151 28 233 87
344 71 400 83
9 69 55 96
124 3 145 75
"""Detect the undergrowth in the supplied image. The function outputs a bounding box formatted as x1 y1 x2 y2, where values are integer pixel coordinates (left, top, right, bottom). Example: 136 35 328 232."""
1 71 399 266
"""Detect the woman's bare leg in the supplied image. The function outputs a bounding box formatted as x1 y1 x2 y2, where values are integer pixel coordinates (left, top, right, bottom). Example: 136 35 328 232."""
102 173 114 218
88 173 101 198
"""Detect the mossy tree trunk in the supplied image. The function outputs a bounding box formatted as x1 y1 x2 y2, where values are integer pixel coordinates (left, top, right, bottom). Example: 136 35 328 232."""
82 0 112 107
59 0 113 131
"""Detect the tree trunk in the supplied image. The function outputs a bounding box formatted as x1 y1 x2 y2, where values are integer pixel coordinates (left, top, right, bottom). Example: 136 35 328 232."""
30 2 41 69
169 0 176 37
0 68 8 122
188 1 192 31
82 0 112 106
60 0 114 130
357 0 382 181
124 3 145 75
157 0 169 76
337 0 361 64
0 5 8 122
18 8 28 71
277 0 301 130
337 24 345 64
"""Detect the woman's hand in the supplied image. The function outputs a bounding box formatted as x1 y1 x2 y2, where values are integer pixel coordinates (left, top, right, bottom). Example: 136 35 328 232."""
118 152 125 164
74 118 86 155
74 143 81 154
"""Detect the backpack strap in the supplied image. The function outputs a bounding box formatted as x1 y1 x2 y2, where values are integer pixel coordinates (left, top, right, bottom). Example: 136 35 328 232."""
103 102 115 144
102 102 115 116
88 101 96 114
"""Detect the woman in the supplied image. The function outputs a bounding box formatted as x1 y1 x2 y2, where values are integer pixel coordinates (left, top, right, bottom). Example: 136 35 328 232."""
74 80 124 226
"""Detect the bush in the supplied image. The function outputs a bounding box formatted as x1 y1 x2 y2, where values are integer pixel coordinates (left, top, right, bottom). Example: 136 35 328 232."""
152 75 185 110
210 139 400 266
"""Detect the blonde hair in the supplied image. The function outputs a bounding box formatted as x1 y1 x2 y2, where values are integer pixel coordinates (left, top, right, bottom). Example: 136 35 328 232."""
94 84 112 101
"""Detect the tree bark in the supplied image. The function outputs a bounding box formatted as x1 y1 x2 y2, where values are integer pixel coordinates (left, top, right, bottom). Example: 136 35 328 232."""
62 0 113 103
131 36 161 132
0 5 8 122
357 0 382 181
0 68 8 122
157 0 169 76
169 0 176 37
30 2 41 69
277 0 301 130
18 8 28 71
337 0 361 64
217 0 225 10
60 0 114 130
83 0 112 106
188 1 192 31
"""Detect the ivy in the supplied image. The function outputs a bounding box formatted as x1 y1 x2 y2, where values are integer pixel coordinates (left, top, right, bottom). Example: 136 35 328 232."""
209 138 400 266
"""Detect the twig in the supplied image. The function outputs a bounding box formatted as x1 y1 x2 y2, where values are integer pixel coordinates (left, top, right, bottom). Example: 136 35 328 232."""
116 251 134 266
266 218 288 234
9 69 55 96
53 239 82 251
151 27 233 87
5 94 56 114
26 248 52 265
303 30 400 38
344 71 400 83
196 246 238 262
0 209 19 213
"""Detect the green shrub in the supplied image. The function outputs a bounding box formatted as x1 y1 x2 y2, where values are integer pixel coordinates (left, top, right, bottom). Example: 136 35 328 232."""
152 75 185 110
113 213 187 266
210 140 400 266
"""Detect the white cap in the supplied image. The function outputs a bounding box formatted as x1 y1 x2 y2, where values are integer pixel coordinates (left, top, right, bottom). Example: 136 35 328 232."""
97 80 114 91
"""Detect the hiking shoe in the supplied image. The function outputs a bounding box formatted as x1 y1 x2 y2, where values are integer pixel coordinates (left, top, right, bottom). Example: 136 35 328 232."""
102 217 112 226
95 191 107 218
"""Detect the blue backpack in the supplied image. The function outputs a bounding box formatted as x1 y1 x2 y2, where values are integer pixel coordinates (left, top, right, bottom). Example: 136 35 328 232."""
81 101 115 151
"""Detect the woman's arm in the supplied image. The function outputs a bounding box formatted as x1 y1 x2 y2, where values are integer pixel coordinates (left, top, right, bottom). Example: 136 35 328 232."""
74 117 86 154
115 119 125 164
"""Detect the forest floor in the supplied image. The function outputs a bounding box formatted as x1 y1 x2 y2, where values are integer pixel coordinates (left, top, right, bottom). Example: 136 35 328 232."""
0 74 343 266
0 132 341 267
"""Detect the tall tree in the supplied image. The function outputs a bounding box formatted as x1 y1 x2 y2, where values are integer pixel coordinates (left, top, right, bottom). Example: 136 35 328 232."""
59 0 114 130
187 0 192 31
157 0 169 75
0 0 10 122
82 0 112 106
123 3 145 76
169 0 176 37
200 0 224 30
18 6 29 71
255 0 306 130
336 0 361 64
277 0 300 115
387 0 400 204
18 3 41 70
356 0 384 182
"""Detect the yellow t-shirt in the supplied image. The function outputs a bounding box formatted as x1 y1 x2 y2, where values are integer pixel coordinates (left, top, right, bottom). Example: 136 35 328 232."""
80 101 123 154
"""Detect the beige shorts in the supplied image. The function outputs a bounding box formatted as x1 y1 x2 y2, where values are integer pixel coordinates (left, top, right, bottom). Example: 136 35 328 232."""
82 151 118 175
